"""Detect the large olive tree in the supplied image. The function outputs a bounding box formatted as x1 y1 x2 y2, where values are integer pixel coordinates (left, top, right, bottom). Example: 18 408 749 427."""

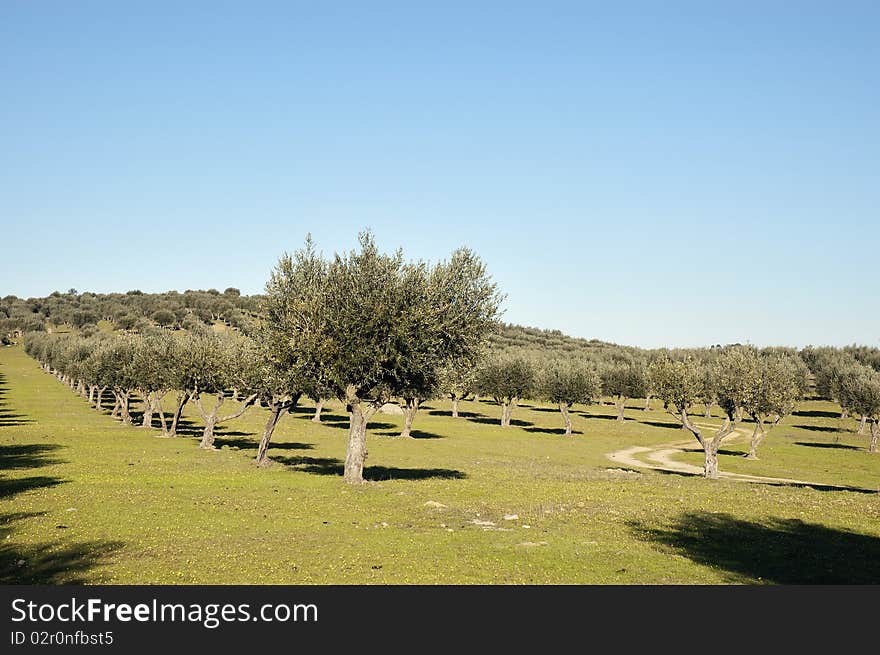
264 232 501 483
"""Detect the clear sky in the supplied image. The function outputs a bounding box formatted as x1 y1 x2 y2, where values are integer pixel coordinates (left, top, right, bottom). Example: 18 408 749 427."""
1 1 877 349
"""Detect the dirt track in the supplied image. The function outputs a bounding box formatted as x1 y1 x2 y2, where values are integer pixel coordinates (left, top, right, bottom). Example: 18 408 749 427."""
605 422 872 491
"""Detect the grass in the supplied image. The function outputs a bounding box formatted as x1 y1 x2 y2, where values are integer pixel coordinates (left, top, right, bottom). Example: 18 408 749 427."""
1 344 879 584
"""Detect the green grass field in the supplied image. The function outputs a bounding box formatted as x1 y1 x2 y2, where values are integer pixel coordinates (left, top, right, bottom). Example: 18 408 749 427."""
2 344 879 584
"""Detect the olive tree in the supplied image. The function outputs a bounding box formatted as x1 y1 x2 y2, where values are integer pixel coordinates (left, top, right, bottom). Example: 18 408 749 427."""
263 232 501 483
741 353 807 459
177 333 259 450
650 348 757 478
848 371 880 453
441 358 478 418
539 360 600 436
601 360 648 422
476 357 536 427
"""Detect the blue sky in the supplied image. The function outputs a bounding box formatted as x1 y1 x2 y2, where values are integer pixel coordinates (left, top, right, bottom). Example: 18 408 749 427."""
1 1 877 348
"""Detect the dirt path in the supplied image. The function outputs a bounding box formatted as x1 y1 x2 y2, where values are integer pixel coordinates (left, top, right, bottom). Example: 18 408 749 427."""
606 422 870 491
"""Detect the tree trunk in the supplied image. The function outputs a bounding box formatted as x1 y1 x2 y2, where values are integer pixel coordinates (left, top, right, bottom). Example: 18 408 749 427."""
344 400 370 483
168 391 190 437
88 385 97 405
615 396 626 422
500 399 515 427
840 407 849 420
870 421 878 454
200 417 217 448
746 420 764 459
703 443 720 479
858 415 867 435
195 393 224 449
256 403 285 466
473 394 480 403
111 394 121 419
400 398 419 438
451 396 459 418
140 391 154 428
76 380 86 397
120 391 132 424
96 386 107 411
199 393 257 449
705 403 712 418
155 392 168 434
559 402 572 436
311 399 324 423
643 395 652 411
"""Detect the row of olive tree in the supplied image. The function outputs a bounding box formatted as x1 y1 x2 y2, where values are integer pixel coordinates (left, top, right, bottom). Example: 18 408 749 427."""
23 330 270 448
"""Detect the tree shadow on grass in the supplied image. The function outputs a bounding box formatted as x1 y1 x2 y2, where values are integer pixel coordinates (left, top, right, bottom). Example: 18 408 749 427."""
318 415 397 431
427 409 480 419
214 437 314 451
0 443 66 470
0 511 123 584
639 420 684 430
271 455 466 480
793 424 840 433
377 429 445 439
793 410 841 419
0 408 34 427
523 427 583 436
0 476 65 500
795 442 861 451
167 417 255 440
629 512 880 583
465 416 533 428
524 406 559 413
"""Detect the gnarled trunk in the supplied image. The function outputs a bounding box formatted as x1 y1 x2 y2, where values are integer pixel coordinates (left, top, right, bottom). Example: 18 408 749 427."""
746 419 765 459
500 398 516 427
256 404 284 466
858 415 867 435
703 443 720 479
643 395 652 411
705 403 712 418
111 390 132 423
197 393 257 450
344 398 372 483
400 398 419 438
451 395 459 418
615 396 626 422
140 391 154 428
311 399 324 423
167 391 190 437
870 421 878 454
559 402 572 436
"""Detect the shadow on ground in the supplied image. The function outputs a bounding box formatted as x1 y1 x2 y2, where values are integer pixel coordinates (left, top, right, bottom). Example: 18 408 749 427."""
795 442 861 451
270 454 466 481
793 424 841 433
630 512 880 583
0 512 123 584
793 409 842 419
523 426 583 436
